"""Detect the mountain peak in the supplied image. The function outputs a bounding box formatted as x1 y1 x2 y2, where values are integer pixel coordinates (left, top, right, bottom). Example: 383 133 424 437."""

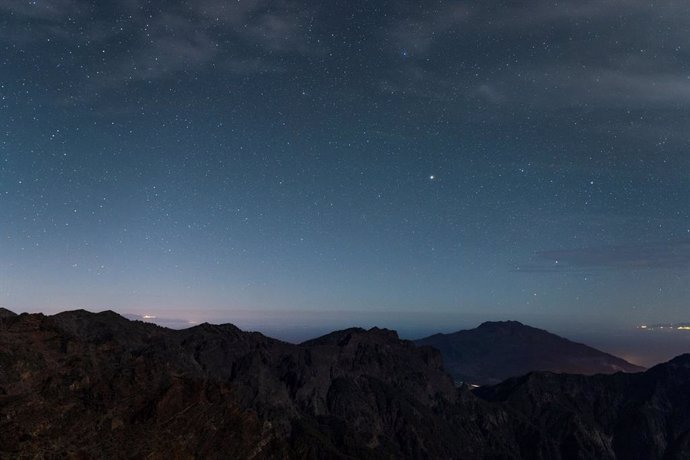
188 321 241 332
417 320 644 385
667 353 690 367
476 320 529 331
301 326 400 347
53 309 126 320
0 307 17 318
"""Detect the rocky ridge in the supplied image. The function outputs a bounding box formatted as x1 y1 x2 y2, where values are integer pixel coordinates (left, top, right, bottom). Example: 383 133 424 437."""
0 310 687 459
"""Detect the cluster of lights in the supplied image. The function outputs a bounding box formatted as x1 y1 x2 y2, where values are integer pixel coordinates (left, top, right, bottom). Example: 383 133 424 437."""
639 324 690 331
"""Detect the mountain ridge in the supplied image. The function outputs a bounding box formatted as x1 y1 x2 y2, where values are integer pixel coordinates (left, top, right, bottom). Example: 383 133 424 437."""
0 309 686 459
416 320 644 385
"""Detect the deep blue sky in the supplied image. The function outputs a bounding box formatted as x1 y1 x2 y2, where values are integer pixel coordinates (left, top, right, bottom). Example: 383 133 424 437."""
1 0 689 346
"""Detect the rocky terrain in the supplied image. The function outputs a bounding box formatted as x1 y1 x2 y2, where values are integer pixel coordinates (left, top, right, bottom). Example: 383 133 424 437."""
0 309 687 459
476 354 690 459
416 320 644 385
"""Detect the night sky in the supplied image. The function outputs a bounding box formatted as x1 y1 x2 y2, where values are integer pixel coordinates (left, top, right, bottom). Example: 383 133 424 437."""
1 1 689 356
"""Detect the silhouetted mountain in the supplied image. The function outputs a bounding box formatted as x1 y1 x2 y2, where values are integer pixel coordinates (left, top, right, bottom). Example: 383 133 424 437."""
0 307 16 318
0 309 688 459
475 354 690 459
0 310 510 458
416 320 644 385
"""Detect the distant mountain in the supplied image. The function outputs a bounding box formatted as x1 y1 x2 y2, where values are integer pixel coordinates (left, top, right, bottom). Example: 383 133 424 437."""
416 320 645 385
0 309 687 459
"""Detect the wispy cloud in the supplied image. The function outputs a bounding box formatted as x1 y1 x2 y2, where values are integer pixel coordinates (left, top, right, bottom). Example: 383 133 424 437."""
475 0 652 29
117 13 220 81
380 0 690 117
385 0 652 56
511 68 690 108
389 3 471 54
0 0 84 20
1 0 321 83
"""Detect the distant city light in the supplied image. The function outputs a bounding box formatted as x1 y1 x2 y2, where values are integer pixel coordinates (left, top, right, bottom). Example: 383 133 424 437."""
638 323 690 331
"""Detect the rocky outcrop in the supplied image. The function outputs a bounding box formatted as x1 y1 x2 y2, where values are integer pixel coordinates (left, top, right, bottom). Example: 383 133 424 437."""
475 354 690 459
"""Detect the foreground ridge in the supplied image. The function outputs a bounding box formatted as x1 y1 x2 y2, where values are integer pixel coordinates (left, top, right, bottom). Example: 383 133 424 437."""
0 310 688 459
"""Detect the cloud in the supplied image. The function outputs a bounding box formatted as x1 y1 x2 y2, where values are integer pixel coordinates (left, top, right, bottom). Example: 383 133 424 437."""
475 0 650 29
385 0 650 56
118 13 220 81
0 0 84 21
516 239 690 273
389 3 472 54
1 0 320 85
583 71 690 106
6 0 690 126
379 0 690 116
511 68 690 109
192 0 319 53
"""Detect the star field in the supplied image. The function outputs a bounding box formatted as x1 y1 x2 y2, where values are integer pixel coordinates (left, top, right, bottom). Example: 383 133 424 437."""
0 0 689 340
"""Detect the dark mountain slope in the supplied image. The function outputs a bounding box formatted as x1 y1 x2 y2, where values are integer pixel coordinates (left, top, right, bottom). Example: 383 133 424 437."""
0 311 268 459
0 310 513 459
475 354 690 460
0 309 688 459
416 320 644 385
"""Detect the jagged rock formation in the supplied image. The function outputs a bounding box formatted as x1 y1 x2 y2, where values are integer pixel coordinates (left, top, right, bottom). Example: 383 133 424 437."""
476 354 690 459
0 309 687 459
416 320 644 385
0 310 511 459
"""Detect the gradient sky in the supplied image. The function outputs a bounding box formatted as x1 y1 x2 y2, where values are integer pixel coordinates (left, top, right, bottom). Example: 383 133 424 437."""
1 0 689 344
